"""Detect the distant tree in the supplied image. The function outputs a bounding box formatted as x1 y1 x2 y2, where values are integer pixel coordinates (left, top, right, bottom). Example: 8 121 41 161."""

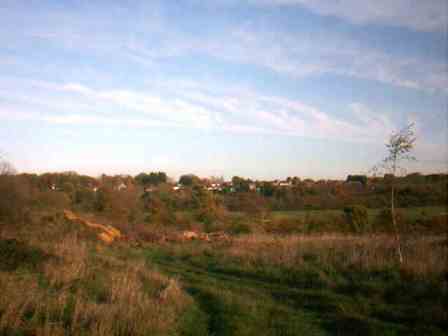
135 172 167 186
404 172 424 184
260 181 275 197
231 176 251 192
374 123 416 263
179 174 201 187
346 175 367 186
0 155 29 228
0 152 16 176
291 176 301 185
209 176 225 184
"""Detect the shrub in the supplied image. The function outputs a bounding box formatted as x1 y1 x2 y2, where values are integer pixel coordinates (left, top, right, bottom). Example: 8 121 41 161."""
0 238 48 271
344 205 370 233
375 208 403 232
174 212 195 230
0 175 29 226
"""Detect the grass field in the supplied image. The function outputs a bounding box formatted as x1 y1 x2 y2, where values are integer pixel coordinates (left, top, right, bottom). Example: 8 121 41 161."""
138 232 447 336
270 206 447 222
1 208 447 335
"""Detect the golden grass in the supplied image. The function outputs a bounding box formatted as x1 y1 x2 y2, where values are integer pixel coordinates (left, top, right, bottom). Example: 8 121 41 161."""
227 233 448 276
0 232 191 335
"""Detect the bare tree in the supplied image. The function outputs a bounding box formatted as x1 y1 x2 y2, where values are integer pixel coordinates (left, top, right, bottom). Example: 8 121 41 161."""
375 123 416 263
0 151 16 175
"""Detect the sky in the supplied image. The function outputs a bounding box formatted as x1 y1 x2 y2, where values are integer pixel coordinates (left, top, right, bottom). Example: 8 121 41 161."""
0 0 447 180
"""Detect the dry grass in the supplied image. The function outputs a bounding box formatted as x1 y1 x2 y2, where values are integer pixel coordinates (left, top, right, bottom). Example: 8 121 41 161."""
0 231 192 336
227 233 448 276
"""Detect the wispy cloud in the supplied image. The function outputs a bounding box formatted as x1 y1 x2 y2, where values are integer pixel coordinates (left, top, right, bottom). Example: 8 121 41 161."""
0 1 445 176
2 1 445 93
213 27 448 93
122 23 448 93
0 78 399 143
248 0 448 33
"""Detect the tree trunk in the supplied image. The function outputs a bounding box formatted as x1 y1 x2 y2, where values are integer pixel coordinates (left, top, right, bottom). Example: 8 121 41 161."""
391 184 403 264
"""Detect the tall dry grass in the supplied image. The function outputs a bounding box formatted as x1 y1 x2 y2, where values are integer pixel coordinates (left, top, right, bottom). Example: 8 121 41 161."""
227 233 448 276
0 231 191 336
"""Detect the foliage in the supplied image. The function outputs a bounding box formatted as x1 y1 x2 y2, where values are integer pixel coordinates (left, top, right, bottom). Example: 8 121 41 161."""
231 176 252 192
346 175 368 186
0 238 48 271
135 171 167 186
0 175 30 227
179 174 202 187
192 186 227 230
142 192 175 226
344 205 370 233
375 208 403 232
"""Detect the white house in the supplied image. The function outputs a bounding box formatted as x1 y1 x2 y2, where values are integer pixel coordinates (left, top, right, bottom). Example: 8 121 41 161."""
117 182 127 191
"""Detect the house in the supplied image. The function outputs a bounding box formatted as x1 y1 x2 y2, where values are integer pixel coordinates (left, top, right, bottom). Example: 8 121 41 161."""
173 184 183 191
207 183 222 192
117 182 127 191
278 181 292 187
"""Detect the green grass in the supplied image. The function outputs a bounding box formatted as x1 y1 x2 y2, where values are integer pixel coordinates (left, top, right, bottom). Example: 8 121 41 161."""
143 247 325 335
1 206 446 335
271 206 447 222
138 239 447 336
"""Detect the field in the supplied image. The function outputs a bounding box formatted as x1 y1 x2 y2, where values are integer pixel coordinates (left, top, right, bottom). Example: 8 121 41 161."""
1 207 447 335
141 234 447 335
270 206 447 224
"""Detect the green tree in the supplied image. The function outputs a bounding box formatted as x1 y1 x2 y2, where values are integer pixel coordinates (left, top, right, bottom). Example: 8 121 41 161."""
135 172 167 186
179 174 201 187
346 175 367 186
231 176 251 192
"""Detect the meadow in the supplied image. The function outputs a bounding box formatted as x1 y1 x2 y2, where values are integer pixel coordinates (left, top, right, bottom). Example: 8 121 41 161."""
1 207 447 335
270 206 447 222
0 171 447 335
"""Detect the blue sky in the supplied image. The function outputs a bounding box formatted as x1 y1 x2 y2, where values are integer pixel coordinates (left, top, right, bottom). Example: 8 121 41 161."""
0 0 447 179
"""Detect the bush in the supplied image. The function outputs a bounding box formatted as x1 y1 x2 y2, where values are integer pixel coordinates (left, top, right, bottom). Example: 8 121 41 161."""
0 238 48 271
374 208 403 232
0 175 29 227
344 205 370 233
36 190 70 210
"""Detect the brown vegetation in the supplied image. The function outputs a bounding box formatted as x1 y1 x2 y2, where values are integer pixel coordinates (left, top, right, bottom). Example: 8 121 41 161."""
226 233 448 277
0 230 192 336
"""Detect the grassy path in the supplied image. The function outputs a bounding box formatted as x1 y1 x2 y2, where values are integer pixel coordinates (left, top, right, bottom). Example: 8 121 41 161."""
139 241 446 336
147 247 328 336
142 247 364 336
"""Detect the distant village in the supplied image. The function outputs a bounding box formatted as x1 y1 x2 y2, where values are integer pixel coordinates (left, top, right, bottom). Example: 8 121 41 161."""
40 171 446 194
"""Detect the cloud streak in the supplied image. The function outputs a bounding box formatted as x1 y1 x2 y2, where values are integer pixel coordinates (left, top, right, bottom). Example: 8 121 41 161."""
248 0 448 33
2 1 445 93
0 79 397 144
